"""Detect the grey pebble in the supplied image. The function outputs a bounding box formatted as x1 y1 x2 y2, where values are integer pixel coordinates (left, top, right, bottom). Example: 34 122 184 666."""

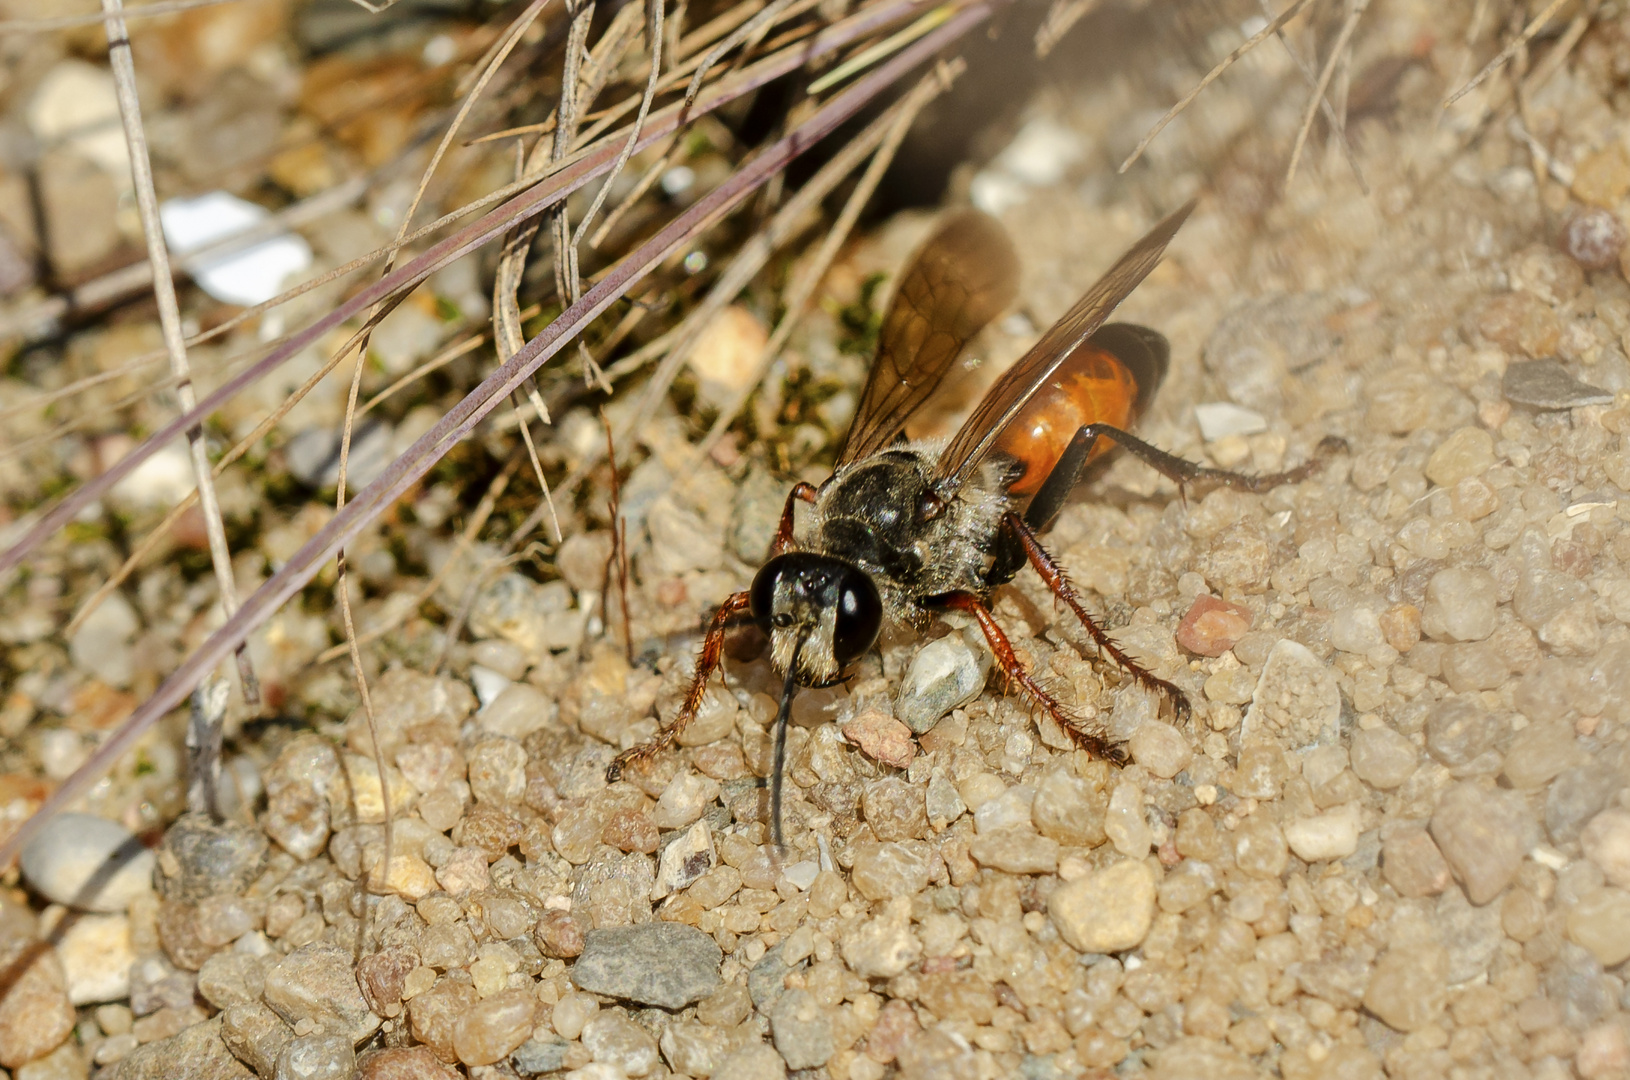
1502 358 1613 410
896 630 990 734
129 953 197 1017
770 988 834 1070
513 1035 571 1075
749 942 806 1012
1434 885 1503 984
19 812 153 913
155 813 268 903
1546 763 1625 845
197 950 267 1010
571 922 722 1009
1546 941 1612 1030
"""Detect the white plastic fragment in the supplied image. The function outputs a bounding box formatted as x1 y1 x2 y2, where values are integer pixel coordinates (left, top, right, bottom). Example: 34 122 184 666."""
160 191 314 306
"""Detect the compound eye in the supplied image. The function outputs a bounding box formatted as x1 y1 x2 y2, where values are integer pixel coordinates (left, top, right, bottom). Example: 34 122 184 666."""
748 556 792 631
832 567 882 665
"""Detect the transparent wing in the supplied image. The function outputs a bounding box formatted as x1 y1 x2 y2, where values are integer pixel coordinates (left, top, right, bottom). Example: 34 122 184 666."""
932 198 1195 495
835 208 1020 466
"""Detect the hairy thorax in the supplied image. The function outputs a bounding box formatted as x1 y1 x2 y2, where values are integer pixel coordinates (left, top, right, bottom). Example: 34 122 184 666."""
806 442 1012 626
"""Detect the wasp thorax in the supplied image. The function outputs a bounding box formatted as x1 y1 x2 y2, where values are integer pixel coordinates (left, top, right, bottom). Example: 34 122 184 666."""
749 552 881 685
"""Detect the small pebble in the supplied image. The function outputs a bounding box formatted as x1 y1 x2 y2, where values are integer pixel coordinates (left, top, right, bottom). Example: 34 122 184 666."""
57 912 134 1004
20 813 153 913
1047 859 1155 953
512 1037 570 1076
850 841 932 901
653 820 715 899
1128 720 1191 778
840 897 921 978
582 1010 658 1076
1423 426 1494 487
358 1046 461 1079
895 632 990 734
1283 805 1360 862
1241 640 1340 747
1566 887 1630 966
1105 781 1152 857
771 988 834 1069
0 938 75 1069
1361 943 1448 1032
840 709 915 768
1430 782 1528 904
1381 823 1452 898
103 1015 253 1080
1175 595 1253 657
1582 808 1630 888
967 825 1058 874
1194 401 1267 440
652 771 720 830
571 923 721 1008
1421 568 1498 642
477 683 557 741
1349 725 1417 790
262 942 378 1043
712 1043 786 1080
221 1001 293 1078
1503 358 1613 409
1562 207 1627 270
452 988 535 1067
275 1031 355 1080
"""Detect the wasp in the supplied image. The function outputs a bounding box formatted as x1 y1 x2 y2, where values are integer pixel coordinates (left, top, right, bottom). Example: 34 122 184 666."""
609 199 1342 844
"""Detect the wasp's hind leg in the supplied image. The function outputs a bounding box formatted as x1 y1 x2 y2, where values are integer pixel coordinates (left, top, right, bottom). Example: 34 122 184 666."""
1052 425 1347 503
927 591 1126 764
607 590 753 782
999 512 1192 725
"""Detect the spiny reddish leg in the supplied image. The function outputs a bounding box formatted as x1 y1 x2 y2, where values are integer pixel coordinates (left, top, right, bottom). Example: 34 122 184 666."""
607 590 752 781
1001 511 1192 724
932 590 1126 765
772 482 818 555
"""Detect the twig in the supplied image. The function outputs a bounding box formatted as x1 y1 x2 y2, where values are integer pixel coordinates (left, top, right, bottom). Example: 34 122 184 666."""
0 0 1000 873
184 677 228 820
1119 0 1318 174
1283 0 1370 191
102 0 259 704
1443 0 1568 107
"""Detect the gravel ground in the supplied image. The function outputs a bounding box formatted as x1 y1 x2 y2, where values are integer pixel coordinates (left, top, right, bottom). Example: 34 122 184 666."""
9 1 1630 1079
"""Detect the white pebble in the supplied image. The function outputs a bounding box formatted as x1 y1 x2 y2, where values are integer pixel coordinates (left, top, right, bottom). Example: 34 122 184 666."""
21 813 153 913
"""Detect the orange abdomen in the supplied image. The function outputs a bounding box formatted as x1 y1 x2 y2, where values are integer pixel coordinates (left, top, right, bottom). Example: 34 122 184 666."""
993 344 1140 496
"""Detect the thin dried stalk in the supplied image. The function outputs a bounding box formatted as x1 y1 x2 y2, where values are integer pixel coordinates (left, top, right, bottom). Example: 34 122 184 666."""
1119 0 1318 174
1444 0 1568 107
0 0 998 870
1283 0 1369 190
102 0 259 702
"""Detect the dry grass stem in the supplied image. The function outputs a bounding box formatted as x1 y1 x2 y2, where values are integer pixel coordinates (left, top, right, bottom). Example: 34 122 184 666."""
1119 0 1318 174
1283 0 1370 190
1443 0 1567 107
101 0 259 702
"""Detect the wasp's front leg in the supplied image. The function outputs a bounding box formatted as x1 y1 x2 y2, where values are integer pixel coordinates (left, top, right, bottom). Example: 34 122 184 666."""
607 590 752 781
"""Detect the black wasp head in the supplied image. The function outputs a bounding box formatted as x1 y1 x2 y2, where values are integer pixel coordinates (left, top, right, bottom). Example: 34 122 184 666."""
749 552 882 684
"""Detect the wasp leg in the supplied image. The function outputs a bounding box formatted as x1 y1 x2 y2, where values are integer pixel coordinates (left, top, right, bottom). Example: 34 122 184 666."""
607 590 753 782
1053 425 1347 500
771 482 819 555
927 590 1126 764
1001 512 1193 725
